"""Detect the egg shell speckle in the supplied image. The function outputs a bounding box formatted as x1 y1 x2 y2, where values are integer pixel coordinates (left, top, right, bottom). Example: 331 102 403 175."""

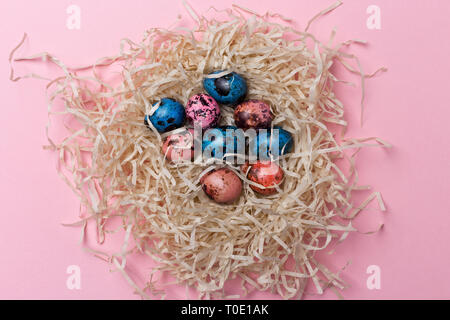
186 94 220 130
201 168 242 203
234 100 273 129
203 71 247 105
162 129 194 162
242 161 284 195
202 125 244 161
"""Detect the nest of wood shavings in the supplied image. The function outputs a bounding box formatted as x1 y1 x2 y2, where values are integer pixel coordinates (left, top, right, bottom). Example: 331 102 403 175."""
11 1 391 299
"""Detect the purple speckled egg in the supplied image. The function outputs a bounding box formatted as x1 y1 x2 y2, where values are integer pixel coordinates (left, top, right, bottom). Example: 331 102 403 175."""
200 168 242 203
234 100 273 129
186 94 220 130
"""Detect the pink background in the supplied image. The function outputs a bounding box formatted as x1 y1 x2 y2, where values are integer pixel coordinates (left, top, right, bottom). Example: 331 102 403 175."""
1 0 450 299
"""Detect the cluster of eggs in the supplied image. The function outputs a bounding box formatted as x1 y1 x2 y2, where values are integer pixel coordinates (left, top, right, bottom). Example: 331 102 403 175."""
144 71 293 204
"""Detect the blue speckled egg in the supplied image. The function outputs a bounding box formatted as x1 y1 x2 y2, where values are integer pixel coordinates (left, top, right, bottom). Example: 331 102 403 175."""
202 126 244 160
144 98 186 133
249 126 293 160
203 71 247 105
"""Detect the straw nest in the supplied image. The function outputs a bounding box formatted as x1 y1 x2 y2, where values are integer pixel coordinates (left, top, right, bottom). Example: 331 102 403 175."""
11 2 390 299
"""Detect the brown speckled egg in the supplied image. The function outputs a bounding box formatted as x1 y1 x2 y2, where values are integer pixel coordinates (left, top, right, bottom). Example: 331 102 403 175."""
234 100 273 129
162 129 194 162
200 168 242 203
242 161 284 195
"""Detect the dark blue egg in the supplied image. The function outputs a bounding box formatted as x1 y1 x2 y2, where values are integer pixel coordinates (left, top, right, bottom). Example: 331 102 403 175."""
203 71 247 105
202 126 244 160
144 98 186 133
249 126 293 160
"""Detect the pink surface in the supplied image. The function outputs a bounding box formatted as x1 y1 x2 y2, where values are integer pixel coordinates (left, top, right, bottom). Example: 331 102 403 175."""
1 0 450 299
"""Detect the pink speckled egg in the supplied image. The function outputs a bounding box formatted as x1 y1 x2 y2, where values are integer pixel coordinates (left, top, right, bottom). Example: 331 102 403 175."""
234 100 273 129
200 168 242 203
186 94 220 130
162 129 194 162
